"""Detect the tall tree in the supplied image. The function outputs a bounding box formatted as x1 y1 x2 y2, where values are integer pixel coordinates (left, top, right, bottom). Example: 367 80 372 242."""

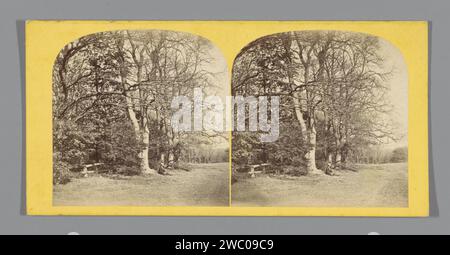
53 30 222 179
232 31 394 175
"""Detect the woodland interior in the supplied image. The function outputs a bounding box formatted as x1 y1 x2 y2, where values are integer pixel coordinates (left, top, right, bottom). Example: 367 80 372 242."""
231 30 408 207
52 30 229 206
52 29 408 208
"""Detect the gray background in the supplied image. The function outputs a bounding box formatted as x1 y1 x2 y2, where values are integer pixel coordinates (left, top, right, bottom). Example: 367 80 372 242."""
0 0 447 234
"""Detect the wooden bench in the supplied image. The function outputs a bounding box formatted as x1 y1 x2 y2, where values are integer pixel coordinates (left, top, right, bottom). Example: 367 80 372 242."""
81 163 104 177
248 163 271 178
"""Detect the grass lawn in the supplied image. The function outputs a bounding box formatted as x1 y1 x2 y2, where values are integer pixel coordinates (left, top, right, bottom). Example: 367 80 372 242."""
231 162 408 207
53 163 229 206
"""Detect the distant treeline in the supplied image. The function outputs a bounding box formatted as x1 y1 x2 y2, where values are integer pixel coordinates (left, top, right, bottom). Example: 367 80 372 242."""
181 147 229 164
351 146 408 164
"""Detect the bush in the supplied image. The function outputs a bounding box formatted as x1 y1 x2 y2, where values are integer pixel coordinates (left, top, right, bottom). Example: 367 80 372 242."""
391 147 408 163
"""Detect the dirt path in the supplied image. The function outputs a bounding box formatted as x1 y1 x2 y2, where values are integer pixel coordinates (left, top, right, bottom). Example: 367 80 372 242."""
231 163 408 207
53 163 229 206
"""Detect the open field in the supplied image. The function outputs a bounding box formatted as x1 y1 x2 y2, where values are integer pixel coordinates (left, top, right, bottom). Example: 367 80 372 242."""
232 163 408 207
53 163 229 206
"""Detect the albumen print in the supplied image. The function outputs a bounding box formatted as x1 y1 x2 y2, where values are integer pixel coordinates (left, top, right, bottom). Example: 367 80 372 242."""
231 31 408 207
26 21 428 216
52 30 230 206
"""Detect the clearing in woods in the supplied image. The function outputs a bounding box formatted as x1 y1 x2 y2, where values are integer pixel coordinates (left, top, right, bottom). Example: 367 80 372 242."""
232 163 408 207
53 163 229 206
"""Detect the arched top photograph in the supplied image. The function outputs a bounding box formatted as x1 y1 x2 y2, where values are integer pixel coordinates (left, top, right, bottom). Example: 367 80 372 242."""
231 30 409 207
51 29 230 206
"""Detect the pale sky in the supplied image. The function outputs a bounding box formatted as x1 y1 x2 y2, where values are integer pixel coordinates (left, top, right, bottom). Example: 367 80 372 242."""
378 38 408 149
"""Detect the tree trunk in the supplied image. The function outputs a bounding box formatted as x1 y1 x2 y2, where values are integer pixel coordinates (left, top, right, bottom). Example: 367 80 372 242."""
124 93 156 175
340 144 348 169
335 150 342 169
117 38 156 175
160 152 166 166
282 33 321 175
293 94 321 175
334 139 342 170
306 124 320 174
139 129 156 174
168 151 175 168
325 151 334 175
123 31 156 175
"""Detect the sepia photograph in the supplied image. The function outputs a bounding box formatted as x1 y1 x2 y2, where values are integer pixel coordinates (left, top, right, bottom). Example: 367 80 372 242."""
51 30 230 206
231 30 408 207
25 20 428 216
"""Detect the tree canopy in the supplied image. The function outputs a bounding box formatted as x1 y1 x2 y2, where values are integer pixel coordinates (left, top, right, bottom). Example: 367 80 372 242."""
53 30 228 184
232 31 402 175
